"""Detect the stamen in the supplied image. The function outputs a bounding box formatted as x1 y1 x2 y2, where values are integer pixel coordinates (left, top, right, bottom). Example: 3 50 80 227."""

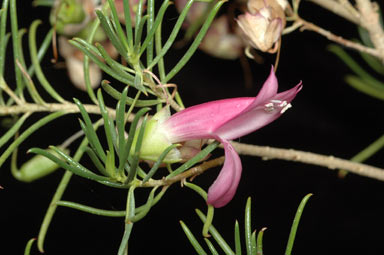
264 102 275 112
280 103 292 113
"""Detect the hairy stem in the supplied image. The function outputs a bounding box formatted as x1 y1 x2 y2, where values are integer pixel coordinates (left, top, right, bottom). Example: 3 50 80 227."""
231 142 384 182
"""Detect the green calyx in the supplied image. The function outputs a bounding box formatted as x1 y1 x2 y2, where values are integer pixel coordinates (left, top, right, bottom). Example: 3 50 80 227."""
50 0 86 35
132 107 181 163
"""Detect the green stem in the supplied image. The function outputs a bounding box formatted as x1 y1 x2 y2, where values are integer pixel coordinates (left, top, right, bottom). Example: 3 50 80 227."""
118 186 136 255
37 136 91 253
37 171 72 253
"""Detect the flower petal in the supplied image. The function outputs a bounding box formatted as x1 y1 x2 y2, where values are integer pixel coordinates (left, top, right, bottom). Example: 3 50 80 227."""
164 97 254 143
214 72 302 140
207 140 242 208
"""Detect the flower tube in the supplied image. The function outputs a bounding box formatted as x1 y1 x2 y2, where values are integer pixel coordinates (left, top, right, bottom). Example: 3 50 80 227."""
139 67 302 207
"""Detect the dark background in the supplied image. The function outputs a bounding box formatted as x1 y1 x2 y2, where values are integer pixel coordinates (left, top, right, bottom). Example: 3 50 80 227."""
1 1 384 254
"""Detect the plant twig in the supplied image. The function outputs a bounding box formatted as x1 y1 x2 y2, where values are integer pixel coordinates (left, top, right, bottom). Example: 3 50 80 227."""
140 156 226 187
231 141 384 182
295 17 381 59
355 0 384 58
3 102 384 183
306 0 360 24
0 102 135 122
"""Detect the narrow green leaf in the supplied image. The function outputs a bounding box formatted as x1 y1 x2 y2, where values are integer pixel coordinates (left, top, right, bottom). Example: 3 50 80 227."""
129 186 158 222
164 0 225 82
24 238 36 255
148 0 196 69
0 112 30 148
97 89 115 167
74 98 106 161
133 15 148 54
27 28 53 77
123 0 133 49
146 0 155 64
118 107 150 174
140 0 170 57
345 75 384 100
256 228 266 255
328 44 384 89
245 197 252 255
204 238 219 255
134 0 145 40
116 86 128 175
29 20 66 102
0 112 65 168
29 146 110 182
37 128 94 253
84 146 108 176
359 50 384 75
95 43 136 81
83 18 101 104
10 0 24 97
107 0 129 51
142 144 179 183
234 220 242 255
167 141 220 179
180 221 208 255
70 38 135 85
0 0 10 77
96 10 128 61
102 81 162 106
351 133 384 162
32 0 55 6
56 200 126 217
285 193 313 255
126 115 148 183
155 19 165 81
135 186 168 213
196 209 235 255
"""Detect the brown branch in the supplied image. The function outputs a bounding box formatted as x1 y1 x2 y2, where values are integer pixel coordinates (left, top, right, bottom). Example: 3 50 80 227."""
306 0 360 24
231 142 384 182
355 0 384 58
140 157 226 187
296 18 382 58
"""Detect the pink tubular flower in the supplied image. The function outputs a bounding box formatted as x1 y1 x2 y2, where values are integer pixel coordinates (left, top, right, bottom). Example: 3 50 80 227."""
139 67 302 207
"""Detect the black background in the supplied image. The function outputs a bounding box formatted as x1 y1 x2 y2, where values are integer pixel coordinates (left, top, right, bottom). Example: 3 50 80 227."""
1 1 384 255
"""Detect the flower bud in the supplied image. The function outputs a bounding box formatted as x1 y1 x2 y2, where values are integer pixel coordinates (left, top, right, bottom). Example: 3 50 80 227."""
50 0 89 36
237 0 287 53
15 148 70 183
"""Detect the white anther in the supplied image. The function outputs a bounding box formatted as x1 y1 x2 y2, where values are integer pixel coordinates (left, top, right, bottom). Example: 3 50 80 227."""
264 102 275 112
279 101 288 107
270 99 282 104
280 103 292 114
